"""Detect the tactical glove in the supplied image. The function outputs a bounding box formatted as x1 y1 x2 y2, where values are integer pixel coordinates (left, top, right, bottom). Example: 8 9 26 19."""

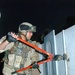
6 32 17 43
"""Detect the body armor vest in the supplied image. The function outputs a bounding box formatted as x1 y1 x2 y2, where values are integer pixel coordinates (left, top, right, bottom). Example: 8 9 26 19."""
3 41 40 75
4 41 35 70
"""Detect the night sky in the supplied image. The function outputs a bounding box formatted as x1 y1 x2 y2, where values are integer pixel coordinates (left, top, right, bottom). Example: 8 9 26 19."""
0 0 75 37
0 0 75 74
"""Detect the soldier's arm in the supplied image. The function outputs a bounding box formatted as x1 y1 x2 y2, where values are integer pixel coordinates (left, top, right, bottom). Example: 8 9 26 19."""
0 40 9 50
0 32 18 50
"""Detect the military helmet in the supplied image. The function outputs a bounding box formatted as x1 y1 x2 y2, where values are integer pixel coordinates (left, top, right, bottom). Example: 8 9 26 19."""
18 22 36 32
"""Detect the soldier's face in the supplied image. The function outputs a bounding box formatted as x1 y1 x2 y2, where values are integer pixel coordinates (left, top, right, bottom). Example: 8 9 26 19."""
26 31 33 40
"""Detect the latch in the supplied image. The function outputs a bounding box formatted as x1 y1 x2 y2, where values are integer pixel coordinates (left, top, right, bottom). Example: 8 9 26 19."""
63 54 70 62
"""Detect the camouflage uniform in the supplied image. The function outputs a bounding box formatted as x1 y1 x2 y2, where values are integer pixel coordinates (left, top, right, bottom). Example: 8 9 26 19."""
0 36 40 75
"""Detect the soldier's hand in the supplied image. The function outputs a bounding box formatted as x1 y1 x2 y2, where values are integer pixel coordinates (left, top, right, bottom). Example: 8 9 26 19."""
6 32 18 43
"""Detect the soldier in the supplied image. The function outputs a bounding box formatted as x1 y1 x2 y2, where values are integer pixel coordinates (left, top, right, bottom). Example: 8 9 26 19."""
0 22 40 75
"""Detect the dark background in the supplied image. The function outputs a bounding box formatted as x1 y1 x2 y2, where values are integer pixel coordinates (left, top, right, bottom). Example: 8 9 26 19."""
0 0 75 74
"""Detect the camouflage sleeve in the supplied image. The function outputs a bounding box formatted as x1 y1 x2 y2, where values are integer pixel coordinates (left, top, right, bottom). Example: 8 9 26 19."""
0 36 14 53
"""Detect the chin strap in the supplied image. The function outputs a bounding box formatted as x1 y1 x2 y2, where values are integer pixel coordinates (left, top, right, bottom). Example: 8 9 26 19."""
11 37 54 74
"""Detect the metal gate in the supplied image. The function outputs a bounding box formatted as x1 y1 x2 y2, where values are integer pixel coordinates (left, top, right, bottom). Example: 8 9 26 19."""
39 25 75 75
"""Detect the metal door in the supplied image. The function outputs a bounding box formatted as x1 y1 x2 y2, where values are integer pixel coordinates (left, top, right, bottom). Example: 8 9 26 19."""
44 30 57 75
